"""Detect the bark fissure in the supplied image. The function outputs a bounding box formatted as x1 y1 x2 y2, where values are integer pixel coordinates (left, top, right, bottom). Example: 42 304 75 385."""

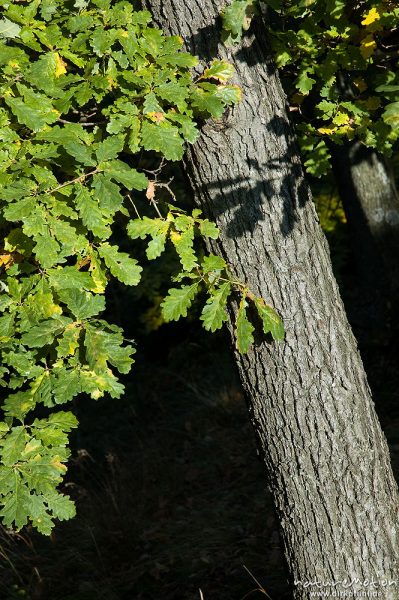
143 1 399 596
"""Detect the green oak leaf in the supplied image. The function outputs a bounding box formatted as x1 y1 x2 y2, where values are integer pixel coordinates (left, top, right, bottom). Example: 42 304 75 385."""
236 299 254 354
5 85 59 131
0 17 21 39
200 282 231 332
201 60 235 83
74 186 111 239
254 297 284 341
161 283 200 321
98 243 142 286
20 318 71 348
57 289 105 320
141 120 185 161
106 160 148 190
382 102 399 127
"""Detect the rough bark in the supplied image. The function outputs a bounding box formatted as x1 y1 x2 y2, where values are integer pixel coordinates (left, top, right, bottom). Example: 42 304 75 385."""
331 142 399 338
143 2 399 597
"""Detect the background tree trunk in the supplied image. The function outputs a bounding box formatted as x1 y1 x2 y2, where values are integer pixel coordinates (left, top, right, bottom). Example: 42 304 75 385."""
143 1 399 596
331 142 399 340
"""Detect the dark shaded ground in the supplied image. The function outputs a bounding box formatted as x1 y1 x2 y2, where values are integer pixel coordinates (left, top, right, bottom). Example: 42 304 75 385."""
0 333 291 600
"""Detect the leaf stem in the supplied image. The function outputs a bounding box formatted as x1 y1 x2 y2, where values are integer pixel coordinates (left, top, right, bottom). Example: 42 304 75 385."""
45 168 101 195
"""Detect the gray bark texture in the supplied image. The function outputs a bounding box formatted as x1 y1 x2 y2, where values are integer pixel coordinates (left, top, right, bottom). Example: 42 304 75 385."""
331 142 399 338
142 1 399 596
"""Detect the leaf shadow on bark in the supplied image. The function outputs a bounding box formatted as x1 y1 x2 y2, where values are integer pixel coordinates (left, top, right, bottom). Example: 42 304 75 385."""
186 129 310 241
188 21 221 61
185 17 312 240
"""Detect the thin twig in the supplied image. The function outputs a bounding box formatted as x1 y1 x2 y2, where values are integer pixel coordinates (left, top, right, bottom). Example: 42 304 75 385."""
145 176 176 219
45 168 101 194
58 119 106 127
242 565 273 600
145 180 164 218
154 178 177 203
143 157 167 177
239 587 267 600
150 199 163 219
126 193 141 219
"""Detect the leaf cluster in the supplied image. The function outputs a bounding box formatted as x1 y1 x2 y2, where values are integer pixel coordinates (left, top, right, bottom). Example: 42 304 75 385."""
0 0 281 534
221 0 399 175
128 210 284 348
0 0 243 534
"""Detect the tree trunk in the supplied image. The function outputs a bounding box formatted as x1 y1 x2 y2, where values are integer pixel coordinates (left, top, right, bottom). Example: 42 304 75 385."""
331 142 399 340
143 2 399 596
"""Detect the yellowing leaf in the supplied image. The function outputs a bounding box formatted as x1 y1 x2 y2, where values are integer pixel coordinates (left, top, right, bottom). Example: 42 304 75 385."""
31 372 47 390
88 253 107 294
170 230 182 243
360 34 377 59
318 127 336 135
337 125 354 138
354 77 368 93
201 59 235 83
332 112 350 126
59 324 81 356
0 252 15 269
361 7 380 27
147 111 165 122
40 293 63 318
54 52 67 77
51 456 67 472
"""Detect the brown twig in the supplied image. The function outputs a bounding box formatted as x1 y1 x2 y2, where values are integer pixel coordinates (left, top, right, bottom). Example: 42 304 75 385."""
241 565 273 600
45 168 101 194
